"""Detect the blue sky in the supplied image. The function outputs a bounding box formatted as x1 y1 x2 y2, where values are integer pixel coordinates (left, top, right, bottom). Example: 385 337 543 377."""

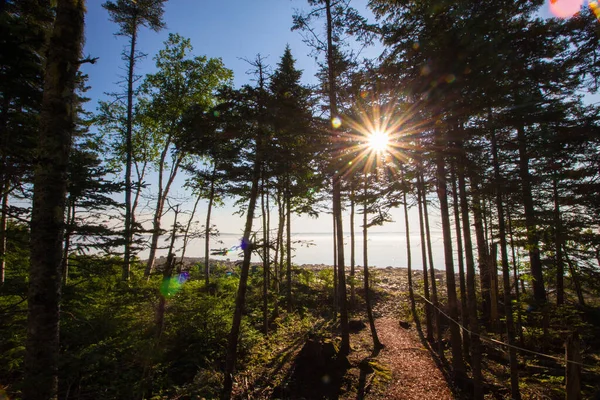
81 0 377 102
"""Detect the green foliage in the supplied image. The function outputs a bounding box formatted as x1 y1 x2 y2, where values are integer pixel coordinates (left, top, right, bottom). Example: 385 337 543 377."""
102 0 167 37
317 268 334 291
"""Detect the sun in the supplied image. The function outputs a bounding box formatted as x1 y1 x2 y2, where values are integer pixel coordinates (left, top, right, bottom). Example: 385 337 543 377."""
369 129 390 153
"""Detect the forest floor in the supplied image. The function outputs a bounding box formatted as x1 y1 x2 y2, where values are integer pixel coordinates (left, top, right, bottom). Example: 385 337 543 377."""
226 264 600 399
231 266 458 400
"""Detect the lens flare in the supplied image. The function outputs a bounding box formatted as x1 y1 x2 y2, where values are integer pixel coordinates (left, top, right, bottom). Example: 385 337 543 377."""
548 0 584 18
240 237 251 251
369 130 390 153
159 273 189 297
331 117 342 129
590 0 600 20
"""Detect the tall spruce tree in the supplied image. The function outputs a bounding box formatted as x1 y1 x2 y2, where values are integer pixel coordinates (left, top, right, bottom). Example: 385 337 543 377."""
269 45 320 311
23 0 85 398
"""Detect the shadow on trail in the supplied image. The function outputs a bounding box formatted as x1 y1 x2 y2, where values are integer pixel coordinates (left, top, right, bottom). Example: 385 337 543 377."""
356 346 383 400
273 334 350 399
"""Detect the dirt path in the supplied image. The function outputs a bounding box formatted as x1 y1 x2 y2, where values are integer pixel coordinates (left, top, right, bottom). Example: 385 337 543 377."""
368 317 453 400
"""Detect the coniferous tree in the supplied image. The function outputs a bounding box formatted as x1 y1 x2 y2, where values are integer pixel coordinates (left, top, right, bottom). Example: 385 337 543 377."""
218 81 268 400
0 0 53 284
293 0 371 356
268 45 320 311
62 73 124 283
24 0 85 398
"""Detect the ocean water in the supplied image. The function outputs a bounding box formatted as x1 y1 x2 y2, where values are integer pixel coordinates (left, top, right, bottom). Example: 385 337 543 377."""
202 231 447 269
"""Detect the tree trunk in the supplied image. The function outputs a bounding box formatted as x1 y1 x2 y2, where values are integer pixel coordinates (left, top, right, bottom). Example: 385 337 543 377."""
325 0 349 354
130 159 148 254
0 182 8 285
221 129 263 400
563 246 585 306
421 172 443 355
145 152 183 277
179 188 203 267
143 205 180 399
553 177 564 306
363 175 382 350
61 198 76 285
507 202 525 346
434 139 465 381
451 162 469 359
402 169 415 317
350 186 356 306
516 123 545 303
489 243 500 333
470 172 491 321
261 174 269 335
457 151 483 399
333 210 338 315
24 1 84 399
416 172 433 341
0 95 8 285
286 187 292 312
204 176 216 285
273 192 284 317
123 18 138 281
491 127 521 399
155 205 180 340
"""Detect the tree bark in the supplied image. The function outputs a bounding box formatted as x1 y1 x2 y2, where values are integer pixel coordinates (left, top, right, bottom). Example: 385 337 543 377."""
273 191 284 317
451 162 469 358
179 188 203 267
325 0 349 354
333 210 338 315
221 130 263 400
363 175 382 350
145 151 183 277
489 243 500 333
204 175 216 285
286 187 292 312
421 171 442 354
261 173 269 335
0 96 8 285
143 205 180 399
402 169 415 317
516 123 546 303
470 172 491 321
563 246 585 306
24 1 85 399
155 205 179 340
350 186 356 306
1 184 9 284
506 202 524 346
457 151 483 399
416 171 433 341
61 197 76 285
491 127 521 399
123 17 138 281
434 139 465 381
553 177 564 306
